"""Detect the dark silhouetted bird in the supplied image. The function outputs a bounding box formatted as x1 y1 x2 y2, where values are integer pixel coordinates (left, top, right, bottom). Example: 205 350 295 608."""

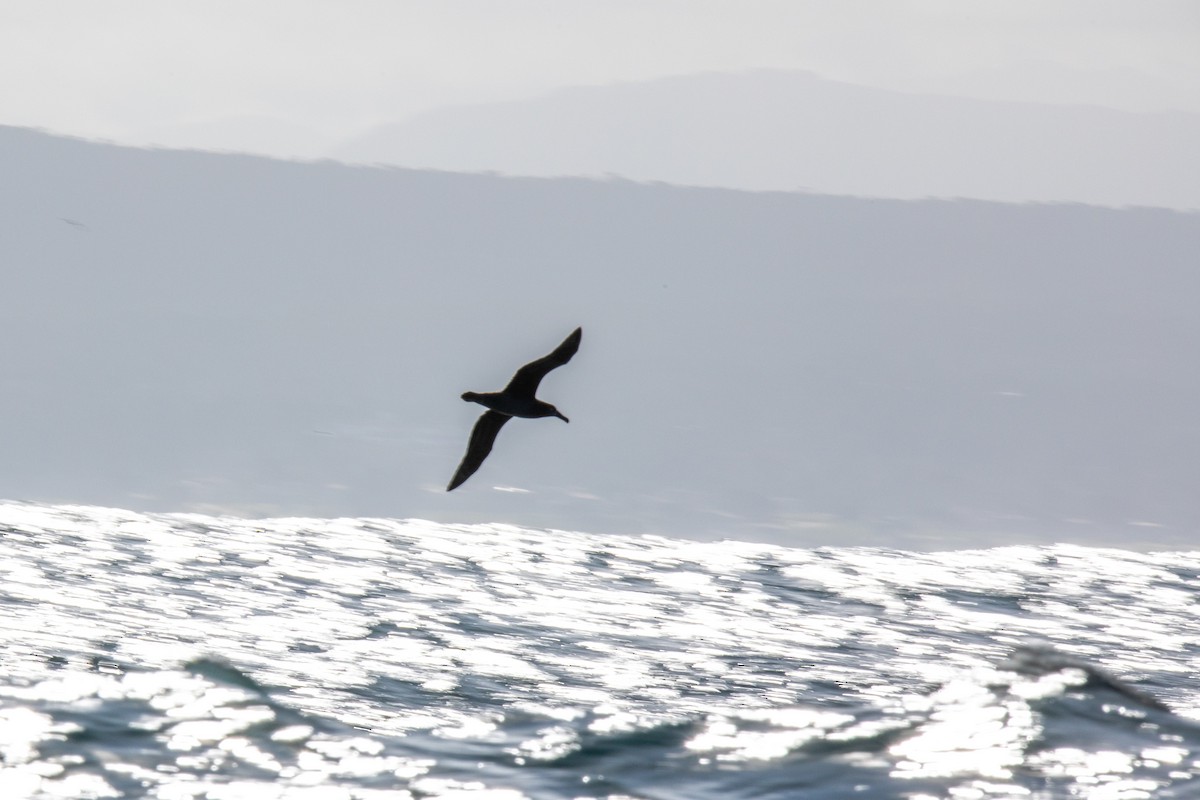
447 327 582 491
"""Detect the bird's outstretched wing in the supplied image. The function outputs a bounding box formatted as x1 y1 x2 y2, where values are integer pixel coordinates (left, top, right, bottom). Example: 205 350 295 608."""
447 411 511 491
503 327 582 397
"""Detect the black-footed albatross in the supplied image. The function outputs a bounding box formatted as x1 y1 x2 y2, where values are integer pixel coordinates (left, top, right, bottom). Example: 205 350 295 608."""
447 327 582 491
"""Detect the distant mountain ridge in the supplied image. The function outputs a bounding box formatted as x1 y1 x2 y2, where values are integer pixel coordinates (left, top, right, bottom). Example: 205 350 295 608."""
332 69 1200 210
4 124 1200 547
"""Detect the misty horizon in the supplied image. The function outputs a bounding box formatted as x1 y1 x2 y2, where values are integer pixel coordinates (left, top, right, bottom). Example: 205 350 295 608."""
4 125 1198 549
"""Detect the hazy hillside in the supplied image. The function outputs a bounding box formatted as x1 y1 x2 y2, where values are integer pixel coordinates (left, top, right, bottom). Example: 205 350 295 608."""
3 125 1199 547
333 70 1200 211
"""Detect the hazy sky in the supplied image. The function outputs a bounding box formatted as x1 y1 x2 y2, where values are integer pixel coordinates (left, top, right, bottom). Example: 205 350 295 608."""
2 1 1198 157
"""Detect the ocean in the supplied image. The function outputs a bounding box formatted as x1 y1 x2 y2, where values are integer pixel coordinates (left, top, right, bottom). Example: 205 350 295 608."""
0 501 1197 799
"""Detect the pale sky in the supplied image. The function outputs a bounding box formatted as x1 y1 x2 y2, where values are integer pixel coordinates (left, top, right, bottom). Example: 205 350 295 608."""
2 1 1198 157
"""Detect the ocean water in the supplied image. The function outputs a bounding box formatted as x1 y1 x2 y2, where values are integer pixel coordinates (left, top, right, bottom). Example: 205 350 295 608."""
1 503 1198 799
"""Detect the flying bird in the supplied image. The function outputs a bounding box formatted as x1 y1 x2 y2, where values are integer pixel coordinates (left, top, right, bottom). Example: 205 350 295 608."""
447 327 582 491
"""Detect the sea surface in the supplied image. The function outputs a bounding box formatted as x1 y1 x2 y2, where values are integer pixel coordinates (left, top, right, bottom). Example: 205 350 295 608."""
1 502 1198 799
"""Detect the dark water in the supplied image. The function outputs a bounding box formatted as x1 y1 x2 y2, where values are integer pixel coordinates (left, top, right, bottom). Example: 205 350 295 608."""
1 502 1198 799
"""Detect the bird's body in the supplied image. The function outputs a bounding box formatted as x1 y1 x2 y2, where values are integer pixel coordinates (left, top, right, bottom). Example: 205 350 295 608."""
447 327 581 491
459 391 565 420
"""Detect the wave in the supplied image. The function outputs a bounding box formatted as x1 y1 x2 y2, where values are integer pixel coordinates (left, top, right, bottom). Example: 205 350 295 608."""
0 501 1198 798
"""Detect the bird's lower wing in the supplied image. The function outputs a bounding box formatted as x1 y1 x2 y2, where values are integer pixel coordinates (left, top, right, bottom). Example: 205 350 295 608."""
447 411 511 491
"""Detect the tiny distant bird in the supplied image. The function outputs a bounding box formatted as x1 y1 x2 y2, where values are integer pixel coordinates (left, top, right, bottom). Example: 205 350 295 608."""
447 327 582 491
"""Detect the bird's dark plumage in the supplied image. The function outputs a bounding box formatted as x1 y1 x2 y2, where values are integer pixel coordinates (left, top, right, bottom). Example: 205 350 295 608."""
447 327 581 491
448 411 511 492
503 328 581 396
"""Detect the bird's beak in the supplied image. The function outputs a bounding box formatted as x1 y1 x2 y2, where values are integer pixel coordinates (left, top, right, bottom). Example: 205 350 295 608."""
557 412 569 423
